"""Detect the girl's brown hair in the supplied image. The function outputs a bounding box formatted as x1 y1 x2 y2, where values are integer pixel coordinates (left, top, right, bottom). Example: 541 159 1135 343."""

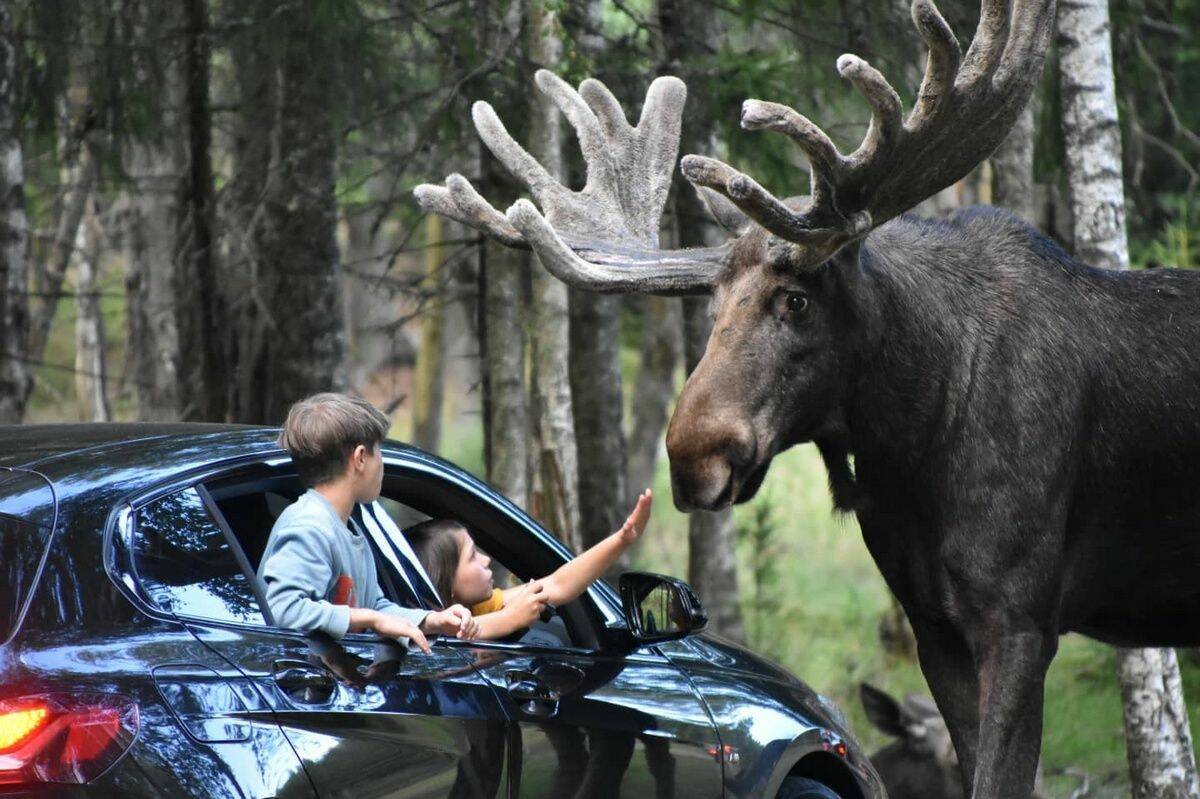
405 518 467 606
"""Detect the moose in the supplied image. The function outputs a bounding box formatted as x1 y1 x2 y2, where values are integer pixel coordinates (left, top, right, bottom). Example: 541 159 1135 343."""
416 0 1200 795
860 683 1050 799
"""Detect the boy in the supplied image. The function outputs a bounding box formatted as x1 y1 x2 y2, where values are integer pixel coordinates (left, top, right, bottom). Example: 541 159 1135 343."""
259 392 478 652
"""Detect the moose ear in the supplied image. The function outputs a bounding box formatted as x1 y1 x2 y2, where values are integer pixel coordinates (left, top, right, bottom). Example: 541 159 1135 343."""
860 683 907 738
695 185 752 236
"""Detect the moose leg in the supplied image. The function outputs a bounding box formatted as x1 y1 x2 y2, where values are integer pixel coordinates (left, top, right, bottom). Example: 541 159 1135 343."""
911 615 982 794
967 620 1057 799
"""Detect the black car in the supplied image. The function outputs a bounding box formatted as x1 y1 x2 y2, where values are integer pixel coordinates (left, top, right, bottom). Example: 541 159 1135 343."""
0 424 884 798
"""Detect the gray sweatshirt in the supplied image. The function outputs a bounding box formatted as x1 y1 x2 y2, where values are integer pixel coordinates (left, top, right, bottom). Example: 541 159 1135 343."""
258 489 428 641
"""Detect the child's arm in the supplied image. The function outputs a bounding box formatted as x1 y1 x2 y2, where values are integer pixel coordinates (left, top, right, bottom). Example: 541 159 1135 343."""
473 581 549 639
539 489 652 607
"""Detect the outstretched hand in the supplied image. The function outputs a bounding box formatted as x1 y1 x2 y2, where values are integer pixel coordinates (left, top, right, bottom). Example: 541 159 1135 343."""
618 489 653 544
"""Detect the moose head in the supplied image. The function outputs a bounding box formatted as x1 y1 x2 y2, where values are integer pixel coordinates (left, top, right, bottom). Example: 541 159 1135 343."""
415 0 1055 514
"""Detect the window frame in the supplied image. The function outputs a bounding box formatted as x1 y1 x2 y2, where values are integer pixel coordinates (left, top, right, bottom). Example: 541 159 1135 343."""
105 447 627 652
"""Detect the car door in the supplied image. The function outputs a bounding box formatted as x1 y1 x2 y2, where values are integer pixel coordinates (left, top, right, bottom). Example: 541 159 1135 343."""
121 480 512 799
451 637 725 799
109 488 317 798
361 458 725 799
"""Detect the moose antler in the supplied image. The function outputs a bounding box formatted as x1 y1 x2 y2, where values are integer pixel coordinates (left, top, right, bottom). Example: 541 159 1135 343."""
683 0 1056 261
414 70 726 295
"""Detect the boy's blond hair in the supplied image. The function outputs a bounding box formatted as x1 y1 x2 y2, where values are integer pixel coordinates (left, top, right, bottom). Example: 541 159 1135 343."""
278 393 390 487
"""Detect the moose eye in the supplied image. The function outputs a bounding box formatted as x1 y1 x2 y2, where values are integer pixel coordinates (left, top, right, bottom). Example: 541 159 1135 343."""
785 293 809 314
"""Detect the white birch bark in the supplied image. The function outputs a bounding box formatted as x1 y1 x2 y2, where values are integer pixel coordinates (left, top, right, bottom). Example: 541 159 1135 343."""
526 0 581 550
1058 0 1129 270
1058 2 1198 795
0 0 29 423
73 198 109 422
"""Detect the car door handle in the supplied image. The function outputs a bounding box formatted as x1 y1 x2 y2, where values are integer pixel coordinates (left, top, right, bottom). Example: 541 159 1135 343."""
274 666 336 704
505 670 560 718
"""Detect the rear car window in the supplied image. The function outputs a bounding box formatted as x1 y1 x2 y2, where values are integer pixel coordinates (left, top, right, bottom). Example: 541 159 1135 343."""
0 468 59 643
132 488 264 624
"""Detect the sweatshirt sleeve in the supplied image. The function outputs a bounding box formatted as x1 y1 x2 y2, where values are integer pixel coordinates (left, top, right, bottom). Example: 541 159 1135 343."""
260 522 351 639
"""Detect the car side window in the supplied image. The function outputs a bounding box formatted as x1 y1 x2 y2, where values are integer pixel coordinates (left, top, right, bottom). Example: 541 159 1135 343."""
132 488 265 625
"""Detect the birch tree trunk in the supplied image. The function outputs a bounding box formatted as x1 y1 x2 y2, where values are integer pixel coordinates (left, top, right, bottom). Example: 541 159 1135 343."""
412 214 446 453
1058 2 1199 794
73 197 109 422
657 0 745 642
526 0 581 550
0 0 30 423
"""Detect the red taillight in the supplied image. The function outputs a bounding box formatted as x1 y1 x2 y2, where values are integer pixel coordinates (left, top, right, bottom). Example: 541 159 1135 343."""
0 694 138 786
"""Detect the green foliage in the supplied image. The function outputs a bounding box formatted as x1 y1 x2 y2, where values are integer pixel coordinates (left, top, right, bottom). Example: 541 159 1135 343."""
736 494 784 655
1132 194 1199 269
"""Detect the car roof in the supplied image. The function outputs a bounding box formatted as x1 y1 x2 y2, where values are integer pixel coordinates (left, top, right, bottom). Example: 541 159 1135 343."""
0 423 257 468
0 423 461 509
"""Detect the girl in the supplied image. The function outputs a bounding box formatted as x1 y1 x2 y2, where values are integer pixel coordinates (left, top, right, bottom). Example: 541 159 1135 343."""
407 489 653 640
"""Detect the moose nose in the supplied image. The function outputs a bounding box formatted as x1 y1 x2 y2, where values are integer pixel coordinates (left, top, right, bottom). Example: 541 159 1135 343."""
666 411 756 512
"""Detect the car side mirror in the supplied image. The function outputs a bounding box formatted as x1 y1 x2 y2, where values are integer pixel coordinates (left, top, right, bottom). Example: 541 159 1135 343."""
618 571 707 642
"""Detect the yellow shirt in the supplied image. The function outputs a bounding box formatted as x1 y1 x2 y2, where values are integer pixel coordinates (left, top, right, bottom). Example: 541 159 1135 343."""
471 588 505 616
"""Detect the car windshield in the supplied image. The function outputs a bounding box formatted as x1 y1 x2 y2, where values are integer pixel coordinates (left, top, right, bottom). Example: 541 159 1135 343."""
0 467 59 643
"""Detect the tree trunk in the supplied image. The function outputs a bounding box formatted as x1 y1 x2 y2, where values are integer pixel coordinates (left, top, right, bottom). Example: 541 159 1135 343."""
0 0 30 423
412 214 446 453
122 0 187 421
566 0 627 559
657 0 745 642
29 132 96 380
991 102 1038 223
1116 648 1200 799
570 290 627 554
73 197 109 422
626 295 680 507
1058 2 1198 795
1058 0 1129 271
228 0 345 424
525 0 581 550
176 0 221 421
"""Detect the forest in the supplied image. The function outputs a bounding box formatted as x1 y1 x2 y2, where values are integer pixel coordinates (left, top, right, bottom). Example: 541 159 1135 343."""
1 0 1198 795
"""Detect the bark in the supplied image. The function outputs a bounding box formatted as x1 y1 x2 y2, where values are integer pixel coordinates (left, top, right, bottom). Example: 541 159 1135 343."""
657 0 745 643
565 0 627 559
991 102 1038 223
176 0 221 421
412 214 446 453
569 291 627 553
1058 2 1198 794
1115 648 1200 799
228 0 345 424
526 0 581 550
122 0 187 421
626 295 681 507
480 146 529 506
73 197 109 422
29 134 95 376
1058 0 1129 270
0 0 30 423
